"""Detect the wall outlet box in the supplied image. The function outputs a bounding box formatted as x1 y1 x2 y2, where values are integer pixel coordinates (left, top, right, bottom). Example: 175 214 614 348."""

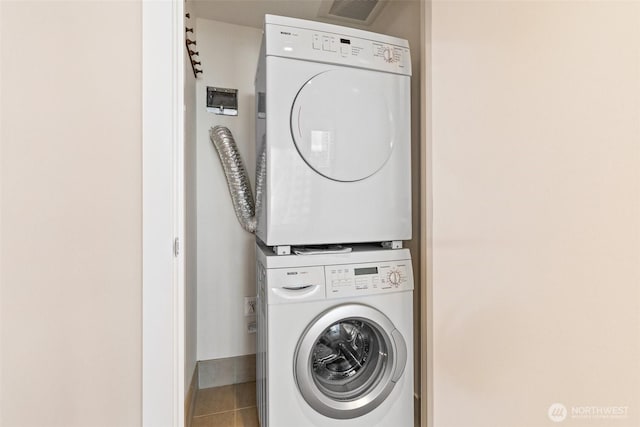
206 86 238 116
244 296 257 316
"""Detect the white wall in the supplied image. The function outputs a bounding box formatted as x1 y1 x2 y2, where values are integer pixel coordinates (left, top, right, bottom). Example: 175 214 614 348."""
430 2 640 426
196 19 262 360
185 11 198 388
194 11 422 364
0 1 142 426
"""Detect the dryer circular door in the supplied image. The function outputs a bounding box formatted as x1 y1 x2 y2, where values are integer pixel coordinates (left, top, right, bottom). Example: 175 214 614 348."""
293 304 407 419
290 69 397 182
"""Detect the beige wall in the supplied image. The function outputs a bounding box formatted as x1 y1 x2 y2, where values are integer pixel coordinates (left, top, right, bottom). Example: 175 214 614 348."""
430 1 640 426
0 2 142 426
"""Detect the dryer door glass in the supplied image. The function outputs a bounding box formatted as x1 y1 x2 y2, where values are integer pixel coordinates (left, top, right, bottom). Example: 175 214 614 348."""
291 69 396 182
294 304 407 419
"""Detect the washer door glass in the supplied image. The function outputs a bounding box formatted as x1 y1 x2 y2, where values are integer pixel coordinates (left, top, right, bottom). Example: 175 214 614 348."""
290 69 395 182
312 319 385 399
294 304 407 419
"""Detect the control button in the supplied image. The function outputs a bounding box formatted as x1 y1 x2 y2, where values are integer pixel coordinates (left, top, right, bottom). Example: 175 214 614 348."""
340 45 349 56
395 49 403 64
312 34 321 50
322 36 331 51
322 36 337 52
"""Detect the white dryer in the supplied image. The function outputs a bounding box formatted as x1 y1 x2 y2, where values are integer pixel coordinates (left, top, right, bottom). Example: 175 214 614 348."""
255 15 412 247
256 242 414 426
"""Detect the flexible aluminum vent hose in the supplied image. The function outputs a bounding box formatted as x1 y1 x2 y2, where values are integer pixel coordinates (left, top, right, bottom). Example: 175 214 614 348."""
209 126 265 233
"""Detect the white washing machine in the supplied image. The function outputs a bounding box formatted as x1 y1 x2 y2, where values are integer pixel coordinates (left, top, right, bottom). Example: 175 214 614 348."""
255 15 412 248
256 242 414 427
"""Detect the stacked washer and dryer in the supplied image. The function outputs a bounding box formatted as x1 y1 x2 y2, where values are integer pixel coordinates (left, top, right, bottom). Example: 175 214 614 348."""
254 15 414 427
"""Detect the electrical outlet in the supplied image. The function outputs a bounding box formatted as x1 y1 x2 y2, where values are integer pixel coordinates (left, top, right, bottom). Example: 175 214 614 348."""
247 321 257 334
244 296 257 316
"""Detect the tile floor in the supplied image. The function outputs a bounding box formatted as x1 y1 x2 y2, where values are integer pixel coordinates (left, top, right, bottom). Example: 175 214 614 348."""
191 381 258 427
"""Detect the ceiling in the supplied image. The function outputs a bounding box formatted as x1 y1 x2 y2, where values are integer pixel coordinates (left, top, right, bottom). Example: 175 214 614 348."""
189 0 390 30
188 0 422 65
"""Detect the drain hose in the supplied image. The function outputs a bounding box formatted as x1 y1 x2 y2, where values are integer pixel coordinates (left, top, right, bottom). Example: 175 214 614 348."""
209 125 265 233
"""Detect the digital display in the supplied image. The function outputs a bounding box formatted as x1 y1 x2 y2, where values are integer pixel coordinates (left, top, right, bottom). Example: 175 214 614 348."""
340 38 351 45
354 267 378 276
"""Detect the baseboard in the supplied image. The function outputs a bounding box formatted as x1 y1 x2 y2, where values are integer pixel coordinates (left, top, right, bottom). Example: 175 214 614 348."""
185 364 198 427
198 354 256 389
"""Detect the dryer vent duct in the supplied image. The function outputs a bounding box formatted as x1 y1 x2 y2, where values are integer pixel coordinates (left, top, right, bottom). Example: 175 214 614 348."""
318 0 387 26
209 126 265 234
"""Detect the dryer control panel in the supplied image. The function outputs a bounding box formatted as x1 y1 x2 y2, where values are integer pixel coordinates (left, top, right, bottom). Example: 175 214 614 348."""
325 260 413 298
266 22 411 76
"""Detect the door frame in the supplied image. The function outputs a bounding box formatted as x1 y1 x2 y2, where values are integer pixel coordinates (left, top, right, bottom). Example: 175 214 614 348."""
142 0 185 426
140 3 430 426
420 2 432 426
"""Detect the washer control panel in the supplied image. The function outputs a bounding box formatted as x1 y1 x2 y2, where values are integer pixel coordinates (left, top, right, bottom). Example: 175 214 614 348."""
325 260 413 298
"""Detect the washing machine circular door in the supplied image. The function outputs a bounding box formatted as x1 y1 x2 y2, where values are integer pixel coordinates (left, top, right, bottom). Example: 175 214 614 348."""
290 69 397 182
293 304 407 419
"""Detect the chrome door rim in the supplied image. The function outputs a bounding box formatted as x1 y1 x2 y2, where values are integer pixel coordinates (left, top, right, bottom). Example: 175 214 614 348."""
293 303 405 419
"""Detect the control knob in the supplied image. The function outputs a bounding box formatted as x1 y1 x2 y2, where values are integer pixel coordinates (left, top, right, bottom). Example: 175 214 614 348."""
383 47 395 63
388 270 401 286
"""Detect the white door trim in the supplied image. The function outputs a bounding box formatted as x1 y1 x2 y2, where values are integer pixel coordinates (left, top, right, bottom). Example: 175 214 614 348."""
142 1 185 426
420 2 432 426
